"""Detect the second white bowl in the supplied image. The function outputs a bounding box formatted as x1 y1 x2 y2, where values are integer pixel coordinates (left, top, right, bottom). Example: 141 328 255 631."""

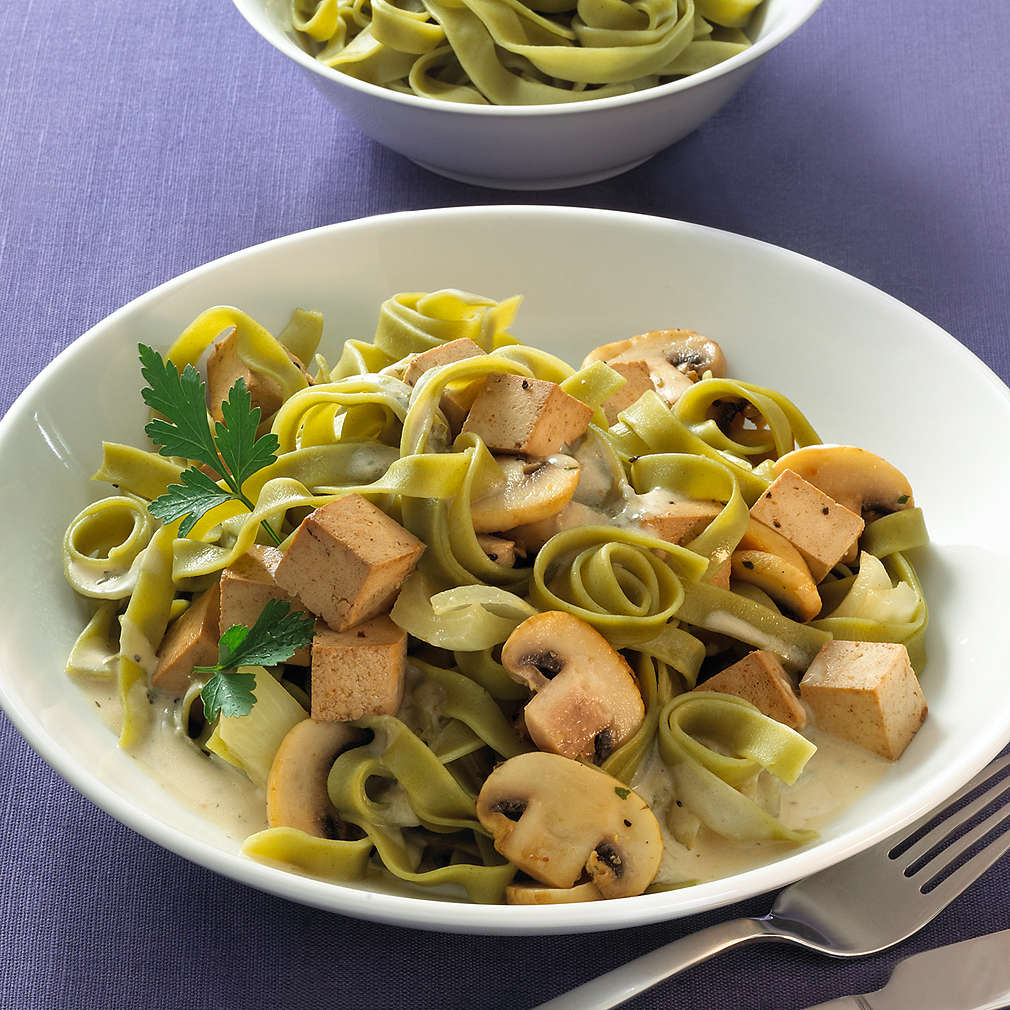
232 0 824 189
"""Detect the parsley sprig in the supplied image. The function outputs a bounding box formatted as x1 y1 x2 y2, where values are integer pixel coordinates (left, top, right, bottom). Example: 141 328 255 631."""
195 598 315 720
138 343 282 543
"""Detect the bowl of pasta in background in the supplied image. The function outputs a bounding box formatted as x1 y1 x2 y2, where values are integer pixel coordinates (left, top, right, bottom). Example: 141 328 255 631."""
2 206 1010 934
231 0 824 189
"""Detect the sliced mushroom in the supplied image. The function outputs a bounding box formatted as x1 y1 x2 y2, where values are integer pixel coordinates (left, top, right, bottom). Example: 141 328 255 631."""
476 752 662 898
470 455 580 534
476 534 520 568
583 329 727 406
267 719 362 837
731 517 822 620
771 445 914 519
501 611 644 763
505 880 604 904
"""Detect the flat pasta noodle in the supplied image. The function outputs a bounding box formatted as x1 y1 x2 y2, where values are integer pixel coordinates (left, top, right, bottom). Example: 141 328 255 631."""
60 287 931 903
291 0 759 104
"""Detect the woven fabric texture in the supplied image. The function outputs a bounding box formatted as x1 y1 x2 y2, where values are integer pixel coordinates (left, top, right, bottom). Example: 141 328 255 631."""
0 1 1008 1008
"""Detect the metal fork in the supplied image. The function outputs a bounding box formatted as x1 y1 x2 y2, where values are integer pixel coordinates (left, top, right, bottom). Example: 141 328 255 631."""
534 752 1010 1010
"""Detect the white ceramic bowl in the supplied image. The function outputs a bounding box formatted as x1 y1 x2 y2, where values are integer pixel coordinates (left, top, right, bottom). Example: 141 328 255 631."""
232 0 824 189
2 206 1009 935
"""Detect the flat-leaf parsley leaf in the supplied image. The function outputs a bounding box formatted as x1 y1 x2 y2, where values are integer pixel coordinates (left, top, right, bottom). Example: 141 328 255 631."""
138 343 282 544
194 598 315 720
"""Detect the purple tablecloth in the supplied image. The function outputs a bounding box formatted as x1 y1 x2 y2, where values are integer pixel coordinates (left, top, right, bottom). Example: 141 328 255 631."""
1 3 1008 1008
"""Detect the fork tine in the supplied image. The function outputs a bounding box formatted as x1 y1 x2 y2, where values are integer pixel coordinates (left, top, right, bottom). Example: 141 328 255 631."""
899 771 1010 865
909 801 1010 881
921 813 1010 908
889 753 1010 856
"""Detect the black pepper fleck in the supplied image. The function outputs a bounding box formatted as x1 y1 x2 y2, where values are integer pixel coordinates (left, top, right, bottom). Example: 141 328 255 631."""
742 560 754 570
822 506 830 515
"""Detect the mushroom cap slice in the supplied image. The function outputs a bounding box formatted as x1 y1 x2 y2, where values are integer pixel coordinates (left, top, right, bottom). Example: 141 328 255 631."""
267 719 362 837
501 611 645 764
771 445 914 518
582 329 727 407
470 455 580 534
505 880 604 904
731 517 822 620
476 752 662 898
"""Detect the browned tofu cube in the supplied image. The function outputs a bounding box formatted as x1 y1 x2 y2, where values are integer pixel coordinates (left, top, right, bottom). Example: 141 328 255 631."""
311 616 407 721
219 545 311 665
153 582 221 693
461 373 593 457
639 501 722 545
274 494 425 632
403 337 487 432
800 641 927 760
699 649 806 730
750 470 864 582
207 327 283 424
403 338 484 385
601 361 656 426
705 558 731 590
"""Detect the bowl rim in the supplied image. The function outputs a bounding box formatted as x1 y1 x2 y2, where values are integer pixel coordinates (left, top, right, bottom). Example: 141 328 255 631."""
4 204 1010 935
230 0 826 116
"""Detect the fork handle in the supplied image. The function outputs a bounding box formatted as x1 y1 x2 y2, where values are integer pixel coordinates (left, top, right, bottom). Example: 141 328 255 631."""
531 916 778 1010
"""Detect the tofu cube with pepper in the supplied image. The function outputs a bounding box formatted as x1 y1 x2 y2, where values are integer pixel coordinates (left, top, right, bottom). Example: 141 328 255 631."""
601 361 656 426
219 545 310 665
639 500 722 546
698 649 806 730
311 616 407 722
800 641 926 760
750 469 864 582
461 373 593 458
274 494 425 632
403 338 486 431
152 582 221 693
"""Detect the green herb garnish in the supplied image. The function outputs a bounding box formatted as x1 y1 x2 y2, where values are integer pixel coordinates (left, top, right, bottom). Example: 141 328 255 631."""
614 786 630 800
896 494 910 505
195 598 315 721
138 343 281 542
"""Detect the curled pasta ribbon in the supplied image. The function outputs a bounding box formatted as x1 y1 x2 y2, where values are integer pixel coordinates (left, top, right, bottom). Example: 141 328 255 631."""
630 452 750 574
93 444 185 501
674 378 821 463
391 572 537 650
611 391 770 503
164 306 309 404
813 551 928 672
66 601 121 679
326 715 516 902
64 495 157 599
117 525 177 749
373 289 521 360
296 0 755 104
658 691 817 843
675 579 830 670
271 375 413 452
530 526 707 636
171 451 475 579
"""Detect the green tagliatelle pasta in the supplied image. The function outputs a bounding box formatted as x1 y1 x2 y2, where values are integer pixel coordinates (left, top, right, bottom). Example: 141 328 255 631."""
61 286 931 904
291 0 760 104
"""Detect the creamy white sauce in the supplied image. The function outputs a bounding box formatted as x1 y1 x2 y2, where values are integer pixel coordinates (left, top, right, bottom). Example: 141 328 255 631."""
71 676 888 890
613 486 690 529
633 719 888 886
76 676 266 840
